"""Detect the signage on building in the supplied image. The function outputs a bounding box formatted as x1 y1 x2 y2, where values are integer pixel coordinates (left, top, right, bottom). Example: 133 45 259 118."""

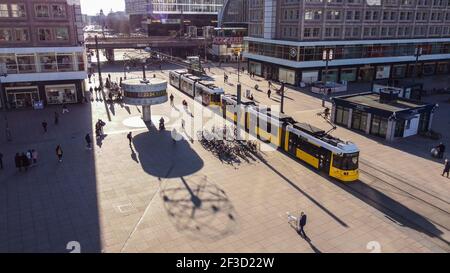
213 37 244 45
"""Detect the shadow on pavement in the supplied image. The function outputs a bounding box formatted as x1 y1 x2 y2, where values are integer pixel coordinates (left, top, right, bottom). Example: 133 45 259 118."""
132 130 203 179
160 175 238 242
0 104 101 253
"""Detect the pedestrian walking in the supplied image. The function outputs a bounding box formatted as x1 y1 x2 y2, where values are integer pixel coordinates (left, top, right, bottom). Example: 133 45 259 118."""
15 153 21 172
437 143 446 159
108 73 111 80
268 81 272 89
169 93 174 106
297 212 307 238
0 152 3 170
42 121 48 133
89 87 93 94
54 111 59 125
127 132 133 146
267 89 271 99
56 145 63 162
21 152 29 171
26 150 32 166
443 159 450 178
85 133 92 150
62 103 69 114
88 73 92 83
32 149 38 164
224 73 227 83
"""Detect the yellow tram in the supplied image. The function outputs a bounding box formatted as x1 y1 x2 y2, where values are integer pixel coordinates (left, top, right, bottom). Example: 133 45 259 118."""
220 94 359 182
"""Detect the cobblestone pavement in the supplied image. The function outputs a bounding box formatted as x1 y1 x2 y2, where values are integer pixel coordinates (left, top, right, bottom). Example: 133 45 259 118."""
0 61 449 253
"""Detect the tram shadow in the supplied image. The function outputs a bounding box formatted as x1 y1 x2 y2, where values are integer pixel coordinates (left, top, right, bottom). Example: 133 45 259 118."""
132 130 204 178
159 175 239 242
329 178 447 248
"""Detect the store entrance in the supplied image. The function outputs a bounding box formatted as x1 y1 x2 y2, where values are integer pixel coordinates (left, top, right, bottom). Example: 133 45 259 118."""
6 87 40 109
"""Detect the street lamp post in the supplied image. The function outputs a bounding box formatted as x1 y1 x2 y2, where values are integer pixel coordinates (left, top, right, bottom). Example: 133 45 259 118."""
412 46 423 84
142 59 147 80
322 49 334 107
280 82 285 114
237 52 241 83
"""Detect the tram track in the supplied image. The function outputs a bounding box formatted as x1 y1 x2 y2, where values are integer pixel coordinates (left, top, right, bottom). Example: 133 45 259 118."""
359 158 450 206
354 159 450 248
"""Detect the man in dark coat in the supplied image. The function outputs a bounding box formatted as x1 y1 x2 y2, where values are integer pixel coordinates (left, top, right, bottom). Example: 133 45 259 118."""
298 212 307 238
443 159 450 178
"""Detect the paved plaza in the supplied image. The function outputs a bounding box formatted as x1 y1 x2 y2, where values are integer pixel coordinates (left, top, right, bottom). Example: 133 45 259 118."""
0 61 449 253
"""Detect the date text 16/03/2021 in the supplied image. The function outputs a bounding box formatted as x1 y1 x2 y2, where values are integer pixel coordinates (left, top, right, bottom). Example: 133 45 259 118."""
176 257 275 271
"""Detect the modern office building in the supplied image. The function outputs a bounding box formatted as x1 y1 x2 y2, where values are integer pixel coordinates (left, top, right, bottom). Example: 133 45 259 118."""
125 0 224 35
0 0 86 109
244 0 450 86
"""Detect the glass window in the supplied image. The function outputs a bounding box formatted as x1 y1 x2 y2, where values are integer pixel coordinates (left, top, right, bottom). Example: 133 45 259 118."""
35 4 49 18
39 53 57 72
51 4 66 18
56 54 73 71
38 28 52 41
335 106 350 126
0 4 8 17
0 54 18 74
55 27 69 41
0 29 12 41
45 84 77 104
16 54 36 72
332 153 359 170
14 28 29 42
11 4 26 17
370 115 388 138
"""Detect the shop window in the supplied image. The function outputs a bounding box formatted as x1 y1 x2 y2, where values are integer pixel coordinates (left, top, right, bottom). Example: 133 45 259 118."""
340 68 357 82
16 54 36 73
35 4 50 18
45 85 77 104
39 54 57 72
55 27 69 41
38 28 52 41
351 110 368 132
57 54 73 71
335 106 350 126
11 4 26 18
370 115 388 138
0 29 12 42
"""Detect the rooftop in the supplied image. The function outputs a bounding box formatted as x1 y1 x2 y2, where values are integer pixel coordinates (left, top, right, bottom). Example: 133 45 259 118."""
334 93 428 113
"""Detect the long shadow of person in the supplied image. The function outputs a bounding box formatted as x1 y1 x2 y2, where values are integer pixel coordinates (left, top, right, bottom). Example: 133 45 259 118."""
130 146 139 163
303 235 321 253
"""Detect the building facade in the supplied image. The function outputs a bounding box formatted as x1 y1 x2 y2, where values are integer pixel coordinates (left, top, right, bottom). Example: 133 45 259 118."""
244 0 450 85
125 0 224 35
0 0 86 109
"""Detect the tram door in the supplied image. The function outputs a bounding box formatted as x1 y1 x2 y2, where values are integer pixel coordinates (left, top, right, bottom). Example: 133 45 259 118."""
319 148 332 173
287 132 298 155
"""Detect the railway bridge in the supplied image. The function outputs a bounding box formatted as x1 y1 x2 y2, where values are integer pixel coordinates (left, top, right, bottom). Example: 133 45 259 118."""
84 36 209 62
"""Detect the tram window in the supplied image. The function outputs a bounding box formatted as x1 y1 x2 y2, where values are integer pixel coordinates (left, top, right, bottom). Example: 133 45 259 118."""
332 153 359 170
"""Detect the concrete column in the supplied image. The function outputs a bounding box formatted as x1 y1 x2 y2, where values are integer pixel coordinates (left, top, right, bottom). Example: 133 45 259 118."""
365 113 372 134
142 105 152 122
386 119 395 141
347 108 353 128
